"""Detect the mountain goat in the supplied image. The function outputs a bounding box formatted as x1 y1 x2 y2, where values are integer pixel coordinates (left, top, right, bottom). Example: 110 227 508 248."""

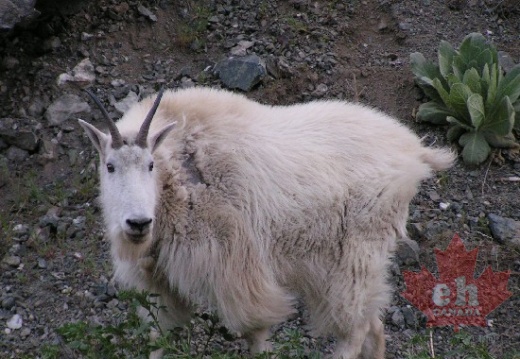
78 87 454 359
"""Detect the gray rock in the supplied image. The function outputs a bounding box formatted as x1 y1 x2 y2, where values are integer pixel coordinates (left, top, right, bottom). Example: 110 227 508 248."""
57 221 69 237
27 98 46 117
110 79 126 87
498 51 517 74
44 94 90 125
401 306 418 328
12 224 29 235
0 118 40 152
0 138 7 151
1 56 19 70
57 58 96 87
1 296 15 310
0 155 8 187
37 258 47 269
0 0 38 31
391 308 405 328
20 327 31 338
428 190 440 202
398 21 412 31
137 5 157 22
39 207 61 228
230 40 255 56
6 313 22 330
312 83 328 97
106 281 117 297
6 146 29 162
214 55 267 92
488 213 520 247
422 220 451 241
42 36 61 52
396 238 420 266
113 91 138 114
3 255 21 267
180 77 195 88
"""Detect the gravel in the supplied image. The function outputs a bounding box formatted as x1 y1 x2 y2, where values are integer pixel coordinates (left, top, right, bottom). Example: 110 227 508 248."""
0 0 519 358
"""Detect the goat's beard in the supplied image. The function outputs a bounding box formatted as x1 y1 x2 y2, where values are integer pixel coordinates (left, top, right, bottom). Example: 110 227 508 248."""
109 228 153 262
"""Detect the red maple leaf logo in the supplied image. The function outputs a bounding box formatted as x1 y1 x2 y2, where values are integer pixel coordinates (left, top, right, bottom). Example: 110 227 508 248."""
401 233 512 331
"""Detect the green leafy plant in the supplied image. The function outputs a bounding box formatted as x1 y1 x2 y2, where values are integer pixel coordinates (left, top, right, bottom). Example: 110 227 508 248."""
411 32 520 165
56 290 158 359
51 290 323 358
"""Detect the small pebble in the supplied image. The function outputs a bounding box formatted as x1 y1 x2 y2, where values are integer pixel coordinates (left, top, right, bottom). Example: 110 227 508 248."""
439 202 450 210
3 255 21 267
7 314 22 330
37 258 47 269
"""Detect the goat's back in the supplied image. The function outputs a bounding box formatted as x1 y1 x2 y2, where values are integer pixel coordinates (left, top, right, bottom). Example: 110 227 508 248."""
117 87 454 245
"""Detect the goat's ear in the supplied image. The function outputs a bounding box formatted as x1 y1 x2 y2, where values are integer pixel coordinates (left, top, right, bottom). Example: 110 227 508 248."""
78 119 109 155
150 122 176 153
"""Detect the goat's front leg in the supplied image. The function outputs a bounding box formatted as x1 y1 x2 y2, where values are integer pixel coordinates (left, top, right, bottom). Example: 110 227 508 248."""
137 256 193 359
360 316 385 359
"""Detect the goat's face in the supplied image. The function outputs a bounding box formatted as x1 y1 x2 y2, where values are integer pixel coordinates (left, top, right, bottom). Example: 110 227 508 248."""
98 144 158 243
78 90 175 257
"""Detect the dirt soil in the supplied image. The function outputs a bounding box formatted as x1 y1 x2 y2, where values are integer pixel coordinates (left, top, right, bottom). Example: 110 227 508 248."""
1 0 519 358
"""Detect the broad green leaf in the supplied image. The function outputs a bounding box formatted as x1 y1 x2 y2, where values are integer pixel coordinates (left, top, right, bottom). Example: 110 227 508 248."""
417 102 452 124
447 116 473 131
486 63 499 108
483 95 515 136
458 34 476 62
496 64 520 104
432 78 450 106
483 131 520 149
467 93 485 129
410 52 442 82
459 132 491 165
458 33 489 64
449 83 473 123
462 68 482 94
481 63 490 84
513 101 520 130
452 55 466 80
447 125 466 142
475 48 494 72
446 74 461 87
480 63 490 103
417 83 444 104
438 40 456 77
410 52 450 103
417 76 435 87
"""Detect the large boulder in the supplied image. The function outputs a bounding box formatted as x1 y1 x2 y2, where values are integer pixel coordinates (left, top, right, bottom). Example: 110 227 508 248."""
0 0 38 31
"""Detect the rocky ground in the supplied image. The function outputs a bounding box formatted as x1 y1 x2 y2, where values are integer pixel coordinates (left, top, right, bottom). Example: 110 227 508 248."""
1 0 519 358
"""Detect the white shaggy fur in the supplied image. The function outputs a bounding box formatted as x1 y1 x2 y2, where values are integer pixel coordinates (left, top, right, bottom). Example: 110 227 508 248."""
79 87 454 359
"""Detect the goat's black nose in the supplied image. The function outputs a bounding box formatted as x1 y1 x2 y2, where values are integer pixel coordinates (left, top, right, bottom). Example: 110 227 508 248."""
126 218 152 232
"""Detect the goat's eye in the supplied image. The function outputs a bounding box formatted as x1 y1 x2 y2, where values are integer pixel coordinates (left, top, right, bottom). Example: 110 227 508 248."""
107 163 115 173
149 162 154 171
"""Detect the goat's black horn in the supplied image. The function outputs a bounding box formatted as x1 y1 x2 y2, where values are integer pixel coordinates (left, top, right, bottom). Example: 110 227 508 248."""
136 88 165 148
85 89 124 149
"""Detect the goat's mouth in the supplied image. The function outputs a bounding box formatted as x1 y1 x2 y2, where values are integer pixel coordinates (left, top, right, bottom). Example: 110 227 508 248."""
123 232 150 244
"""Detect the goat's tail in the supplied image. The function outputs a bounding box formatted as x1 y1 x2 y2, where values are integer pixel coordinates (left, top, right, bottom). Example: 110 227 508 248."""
421 147 456 171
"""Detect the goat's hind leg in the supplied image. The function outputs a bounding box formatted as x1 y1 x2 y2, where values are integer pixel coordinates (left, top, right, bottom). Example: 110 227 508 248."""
333 319 371 359
245 327 273 355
